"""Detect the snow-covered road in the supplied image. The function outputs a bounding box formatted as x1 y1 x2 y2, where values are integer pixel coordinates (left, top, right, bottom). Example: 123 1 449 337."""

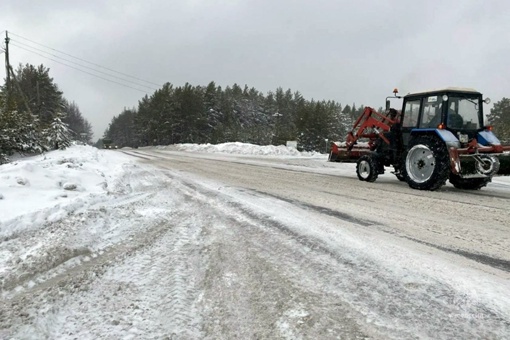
1 145 509 339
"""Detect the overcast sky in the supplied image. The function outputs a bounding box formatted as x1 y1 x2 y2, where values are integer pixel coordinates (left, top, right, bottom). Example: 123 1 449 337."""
2 0 509 140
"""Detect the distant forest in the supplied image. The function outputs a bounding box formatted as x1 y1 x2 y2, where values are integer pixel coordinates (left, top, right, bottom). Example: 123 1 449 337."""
103 81 375 152
2 62 509 164
100 80 510 149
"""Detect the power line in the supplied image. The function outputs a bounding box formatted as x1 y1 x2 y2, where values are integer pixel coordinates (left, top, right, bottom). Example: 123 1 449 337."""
10 40 159 91
8 31 163 87
11 39 159 91
10 43 151 94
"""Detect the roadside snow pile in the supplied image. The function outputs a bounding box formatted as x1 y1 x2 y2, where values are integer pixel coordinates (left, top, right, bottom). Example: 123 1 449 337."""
174 142 322 157
0 145 133 228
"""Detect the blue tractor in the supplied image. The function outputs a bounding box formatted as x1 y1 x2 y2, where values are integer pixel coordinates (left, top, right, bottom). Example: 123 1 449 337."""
329 87 510 190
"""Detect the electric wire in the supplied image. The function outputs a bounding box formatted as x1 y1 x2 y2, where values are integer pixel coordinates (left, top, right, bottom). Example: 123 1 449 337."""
9 42 150 94
8 31 162 87
10 40 159 91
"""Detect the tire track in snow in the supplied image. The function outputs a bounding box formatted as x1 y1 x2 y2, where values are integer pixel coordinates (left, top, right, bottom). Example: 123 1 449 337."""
399 234 510 272
5 152 508 339
165 172 510 339
0 213 174 335
56 205 208 339
1 166 206 339
0 191 157 292
249 189 510 273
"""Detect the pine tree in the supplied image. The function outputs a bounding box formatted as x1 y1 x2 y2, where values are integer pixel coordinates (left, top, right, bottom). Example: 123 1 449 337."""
12 64 65 127
204 81 225 143
105 109 137 147
0 107 44 161
487 98 510 143
342 104 352 115
173 83 206 143
219 86 240 142
45 113 72 150
0 63 95 161
62 100 93 143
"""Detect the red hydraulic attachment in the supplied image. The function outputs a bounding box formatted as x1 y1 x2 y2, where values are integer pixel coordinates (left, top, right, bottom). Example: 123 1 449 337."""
330 107 401 162
345 107 400 151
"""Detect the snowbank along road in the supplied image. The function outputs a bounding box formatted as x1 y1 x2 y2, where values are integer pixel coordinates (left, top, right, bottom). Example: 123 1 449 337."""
1 145 509 339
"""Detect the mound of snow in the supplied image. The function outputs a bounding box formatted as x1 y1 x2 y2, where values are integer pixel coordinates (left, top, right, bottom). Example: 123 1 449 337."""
174 142 322 157
0 145 133 225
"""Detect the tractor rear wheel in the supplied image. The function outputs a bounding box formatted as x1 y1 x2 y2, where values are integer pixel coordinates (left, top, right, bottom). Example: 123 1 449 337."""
356 155 379 182
449 175 491 190
405 136 450 190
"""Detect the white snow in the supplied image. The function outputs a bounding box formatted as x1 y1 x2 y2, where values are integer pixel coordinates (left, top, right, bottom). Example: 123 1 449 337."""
168 141 323 157
1 140 509 246
0 145 135 233
1 142 510 339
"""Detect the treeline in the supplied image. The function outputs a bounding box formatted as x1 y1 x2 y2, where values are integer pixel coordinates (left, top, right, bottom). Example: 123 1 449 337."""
0 64 93 164
104 82 372 151
104 81 510 150
4 62 509 164
488 97 510 143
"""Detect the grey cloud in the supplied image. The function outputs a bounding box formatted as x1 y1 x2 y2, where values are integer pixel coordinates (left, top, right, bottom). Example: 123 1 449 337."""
1 0 509 139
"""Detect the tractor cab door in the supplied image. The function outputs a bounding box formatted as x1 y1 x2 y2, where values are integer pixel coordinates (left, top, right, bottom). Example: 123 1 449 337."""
419 95 445 129
400 98 421 148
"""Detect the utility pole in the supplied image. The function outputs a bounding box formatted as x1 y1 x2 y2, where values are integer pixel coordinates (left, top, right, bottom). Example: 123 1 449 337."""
3 31 32 115
4 31 10 105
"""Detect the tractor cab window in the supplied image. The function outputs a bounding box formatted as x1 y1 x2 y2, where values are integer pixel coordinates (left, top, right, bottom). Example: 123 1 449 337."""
447 96 481 130
420 96 442 128
402 99 420 128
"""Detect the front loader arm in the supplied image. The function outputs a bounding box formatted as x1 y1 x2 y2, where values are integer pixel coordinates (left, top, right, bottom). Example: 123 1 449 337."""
345 107 400 150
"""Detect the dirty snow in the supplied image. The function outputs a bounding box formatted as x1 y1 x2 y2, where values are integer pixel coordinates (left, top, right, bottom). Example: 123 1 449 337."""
1 143 510 339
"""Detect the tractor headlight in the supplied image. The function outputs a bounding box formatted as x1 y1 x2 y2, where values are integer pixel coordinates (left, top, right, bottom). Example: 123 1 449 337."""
457 133 469 143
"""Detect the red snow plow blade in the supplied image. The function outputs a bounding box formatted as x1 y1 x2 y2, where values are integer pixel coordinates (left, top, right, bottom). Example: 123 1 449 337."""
328 142 372 162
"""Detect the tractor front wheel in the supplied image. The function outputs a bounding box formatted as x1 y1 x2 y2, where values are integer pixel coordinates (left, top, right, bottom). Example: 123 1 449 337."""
356 155 379 182
405 136 450 190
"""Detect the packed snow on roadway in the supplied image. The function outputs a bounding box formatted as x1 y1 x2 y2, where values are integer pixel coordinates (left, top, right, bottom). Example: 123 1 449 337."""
1 143 510 339
0 143 322 226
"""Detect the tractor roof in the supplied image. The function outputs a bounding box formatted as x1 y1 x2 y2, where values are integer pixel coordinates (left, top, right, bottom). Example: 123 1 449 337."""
404 87 481 98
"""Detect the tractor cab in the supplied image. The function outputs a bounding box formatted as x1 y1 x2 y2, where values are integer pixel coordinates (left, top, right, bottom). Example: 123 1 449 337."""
400 88 490 148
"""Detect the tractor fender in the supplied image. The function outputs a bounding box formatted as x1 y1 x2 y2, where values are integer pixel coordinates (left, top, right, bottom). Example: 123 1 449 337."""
409 129 461 175
409 128 460 148
478 130 501 146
